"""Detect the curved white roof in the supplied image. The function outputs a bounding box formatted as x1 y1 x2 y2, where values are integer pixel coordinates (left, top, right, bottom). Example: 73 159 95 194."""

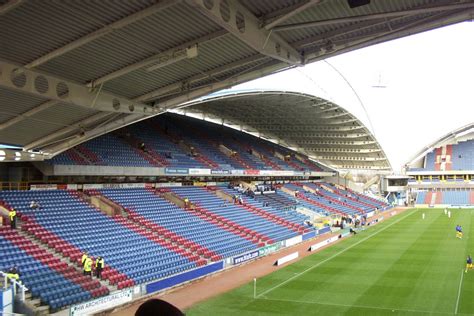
174 89 392 171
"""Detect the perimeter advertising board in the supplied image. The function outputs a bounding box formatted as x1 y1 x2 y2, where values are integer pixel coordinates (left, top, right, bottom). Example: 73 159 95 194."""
165 168 189 174
189 168 211 175
70 289 132 316
258 243 281 256
244 169 260 175
284 235 303 247
211 169 230 175
82 183 149 190
233 250 259 265
30 184 59 190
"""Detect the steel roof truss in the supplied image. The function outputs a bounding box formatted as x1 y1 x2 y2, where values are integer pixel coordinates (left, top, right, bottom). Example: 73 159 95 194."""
0 60 156 114
186 0 303 65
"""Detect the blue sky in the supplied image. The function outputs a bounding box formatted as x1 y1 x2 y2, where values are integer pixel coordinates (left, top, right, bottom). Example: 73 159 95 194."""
233 22 474 172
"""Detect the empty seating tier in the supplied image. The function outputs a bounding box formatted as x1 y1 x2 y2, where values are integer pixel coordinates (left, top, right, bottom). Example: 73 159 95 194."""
99 188 256 260
416 190 474 205
0 227 108 310
0 182 384 311
411 139 474 171
50 113 328 172
0 190 195 287
171 186 303 243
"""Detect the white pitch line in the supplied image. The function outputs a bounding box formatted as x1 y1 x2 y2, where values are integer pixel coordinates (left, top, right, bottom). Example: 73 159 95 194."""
260 297 453 315
455 268 464 314
256 209 416 298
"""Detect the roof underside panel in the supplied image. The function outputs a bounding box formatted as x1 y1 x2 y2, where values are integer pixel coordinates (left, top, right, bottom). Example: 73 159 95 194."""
0 116 66 146
35 3 223 85
0 100 99 146
0 87 50 124
102 34 258 99
0 0 156 65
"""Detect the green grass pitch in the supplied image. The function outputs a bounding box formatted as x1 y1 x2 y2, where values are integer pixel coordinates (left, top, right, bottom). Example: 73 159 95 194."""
186 208 474 315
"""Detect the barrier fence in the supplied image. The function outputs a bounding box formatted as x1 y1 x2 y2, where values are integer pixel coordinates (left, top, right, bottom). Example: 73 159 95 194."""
0 271 27 302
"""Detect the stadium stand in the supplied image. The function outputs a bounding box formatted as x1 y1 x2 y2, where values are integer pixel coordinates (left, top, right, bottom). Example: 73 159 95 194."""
99 188 256 260
0 190 200 290
410 140 474 172
253 191 297 211
0 181 389 312
49 114 327 172
452 140 474 170
280 182 390 217
219 186 311 232
1 1 472 314
416 190 474 206
0 227 108 311
170 186 302 243
407 126 473 207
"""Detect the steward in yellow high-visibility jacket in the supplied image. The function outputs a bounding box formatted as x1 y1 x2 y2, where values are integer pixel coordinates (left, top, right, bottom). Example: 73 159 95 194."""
9 209 17 229
81 252 88 267
6 266 20 283
83 257 93 276
95 256 104 279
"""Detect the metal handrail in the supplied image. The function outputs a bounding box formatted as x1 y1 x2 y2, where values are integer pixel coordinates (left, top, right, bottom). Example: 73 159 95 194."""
0 271 28 302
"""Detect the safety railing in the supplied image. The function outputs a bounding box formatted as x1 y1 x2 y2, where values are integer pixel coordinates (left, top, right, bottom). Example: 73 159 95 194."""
0 271 28 302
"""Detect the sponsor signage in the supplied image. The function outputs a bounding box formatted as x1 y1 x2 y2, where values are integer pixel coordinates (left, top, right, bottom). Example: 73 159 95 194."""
233 250 259 265
165 168 189 174
70 289 132 316
275 251 299 266
258 170 298 176
284 235 302 247
276 170 297 176
244 169 260 175
156 182 182 188
83 183 148 190
189 168 211 175
211 169 230 175
230 169 245 175
30 184 59 190
259 243 281 256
